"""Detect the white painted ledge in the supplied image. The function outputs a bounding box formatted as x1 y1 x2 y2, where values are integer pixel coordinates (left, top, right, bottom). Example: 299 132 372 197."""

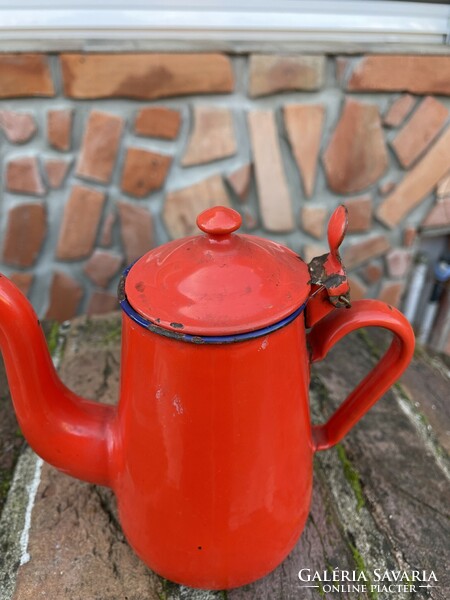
0 1 448 52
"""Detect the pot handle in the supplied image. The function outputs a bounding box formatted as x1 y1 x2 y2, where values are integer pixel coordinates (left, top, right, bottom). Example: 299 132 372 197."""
308 299 415 452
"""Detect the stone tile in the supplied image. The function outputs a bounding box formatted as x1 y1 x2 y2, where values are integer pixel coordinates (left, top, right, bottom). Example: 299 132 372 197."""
182 106 236 167
226 164 252 202
421 197 450 230
301 205 327 240
87 291 118 316
360 262 383 285
348 276 367 301
6 156 45 196
117 202 154 264
376 126 450 228
403 225 417 247
247 110 294 232
47 108 73 151
385 248 413 279
163 174 230 239
61 53 234 99
436 173 450 198
378 180 396 196
100 212 116 248
84 250 123 288
378 280 405 308
343 195 372 233
121 147 171 198
45 271 83 321
134 106 181 140
2 204 46 267
43 158 71 189
383 94 415 128
0 110 36 143
56 185 106 260
345 55 450 95
302 244 327 264
283 104 324 198
0 53 54 98
323 98 387 194
342 235 391 270
76 111 124 184
391 96 449 168
248 54 325 97
9 272 33 297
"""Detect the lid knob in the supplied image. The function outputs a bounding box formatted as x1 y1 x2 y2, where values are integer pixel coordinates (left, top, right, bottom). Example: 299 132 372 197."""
197 206 242 238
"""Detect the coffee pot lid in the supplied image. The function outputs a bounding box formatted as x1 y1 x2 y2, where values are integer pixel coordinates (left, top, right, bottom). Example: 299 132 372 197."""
124 206 310 336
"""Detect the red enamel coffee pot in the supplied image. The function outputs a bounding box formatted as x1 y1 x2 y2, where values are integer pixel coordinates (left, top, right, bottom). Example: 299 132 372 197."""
0 205 414 590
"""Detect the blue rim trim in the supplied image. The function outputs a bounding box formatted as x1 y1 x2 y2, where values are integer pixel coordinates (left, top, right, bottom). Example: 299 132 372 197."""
118 265 306 345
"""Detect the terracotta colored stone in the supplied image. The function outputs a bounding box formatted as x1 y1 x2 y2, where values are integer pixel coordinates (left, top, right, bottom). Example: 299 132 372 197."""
87 291 118 316
247 110 294 232
9 272 33 297
343 195 372 233
323 98 388 194
226 164 252 202
343 235 391 270
361 262 383 285
182 107 236 167
100 213 116 247
249 55 325 97
403 226 417 248
346 55 450 95
163 175 230 239
348 276 367 301
391 97 449 168
47 108 73 151
386 248 413 279
378 181 396 196
6 156 45 196
302 244 327 264
284 104 325 198
301 206 327 240
0 110 36 143
378 280 405 308
2 204 46 267
383 94 415 128
117 202 153 263
84 250 123 288
56 186 106 260
437 173 450 198
377 127 450 228
44 158 71 189
45 271 83 321
121 148 171 198
134 106 181 140
0 53 54 98
76 111 124 184
421 198 450 230
61 53 234 99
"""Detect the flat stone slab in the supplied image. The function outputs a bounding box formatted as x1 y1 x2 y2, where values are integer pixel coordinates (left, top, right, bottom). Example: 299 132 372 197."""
0 315 449 600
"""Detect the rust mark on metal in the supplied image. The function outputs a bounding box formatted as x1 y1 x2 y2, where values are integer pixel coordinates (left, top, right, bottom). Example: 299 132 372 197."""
117 274 126 302
135 281 145 292
170 322 184 329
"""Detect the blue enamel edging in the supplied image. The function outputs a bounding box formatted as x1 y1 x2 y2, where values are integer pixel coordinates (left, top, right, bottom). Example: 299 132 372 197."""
118 265 306 345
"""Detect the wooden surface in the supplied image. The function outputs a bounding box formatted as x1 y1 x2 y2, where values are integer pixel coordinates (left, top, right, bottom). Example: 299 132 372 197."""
0 315 448 600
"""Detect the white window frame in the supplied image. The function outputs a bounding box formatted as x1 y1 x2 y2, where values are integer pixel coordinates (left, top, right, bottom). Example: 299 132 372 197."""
0 1 449 52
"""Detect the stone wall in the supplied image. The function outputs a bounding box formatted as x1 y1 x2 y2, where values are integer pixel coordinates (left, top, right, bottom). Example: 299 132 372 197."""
0 52 449 328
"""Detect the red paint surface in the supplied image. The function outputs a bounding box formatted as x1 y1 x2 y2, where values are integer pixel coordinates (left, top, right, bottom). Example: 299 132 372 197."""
0 206 415 589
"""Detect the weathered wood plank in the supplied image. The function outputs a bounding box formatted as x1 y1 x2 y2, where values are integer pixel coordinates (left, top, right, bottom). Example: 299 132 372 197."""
312 330 450 600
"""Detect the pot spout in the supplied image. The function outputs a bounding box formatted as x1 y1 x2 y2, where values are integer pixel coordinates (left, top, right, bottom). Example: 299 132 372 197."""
0 275 116 487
